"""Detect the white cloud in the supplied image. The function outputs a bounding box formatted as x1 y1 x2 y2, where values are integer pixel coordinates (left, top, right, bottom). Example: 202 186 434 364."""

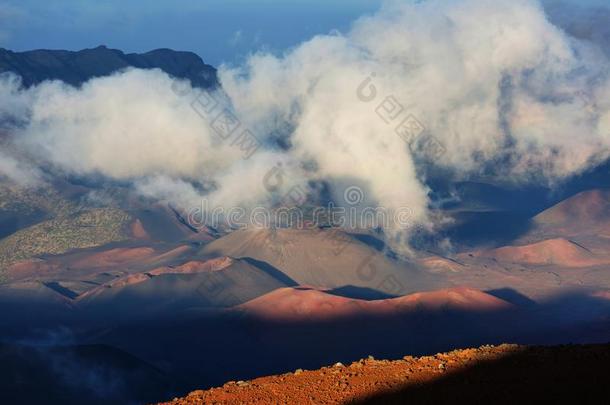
10 69 243 181
229 30 243 47
219 0 610 225
0 149 42 186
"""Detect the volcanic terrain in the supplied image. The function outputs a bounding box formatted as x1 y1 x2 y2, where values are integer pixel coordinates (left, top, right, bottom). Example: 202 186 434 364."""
161 343 610 404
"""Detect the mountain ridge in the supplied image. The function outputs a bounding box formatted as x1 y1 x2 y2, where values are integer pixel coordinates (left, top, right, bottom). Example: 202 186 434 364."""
0 45 218 88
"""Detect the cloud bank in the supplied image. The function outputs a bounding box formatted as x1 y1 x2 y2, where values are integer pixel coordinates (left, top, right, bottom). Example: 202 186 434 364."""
8 70 244 180
220 0 610 228
0 0 609 249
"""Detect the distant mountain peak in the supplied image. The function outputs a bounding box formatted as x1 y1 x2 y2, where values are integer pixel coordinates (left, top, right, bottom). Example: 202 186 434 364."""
0 46 218 88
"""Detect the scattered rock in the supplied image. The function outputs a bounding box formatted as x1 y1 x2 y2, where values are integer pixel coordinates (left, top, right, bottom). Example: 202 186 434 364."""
161 343 610 405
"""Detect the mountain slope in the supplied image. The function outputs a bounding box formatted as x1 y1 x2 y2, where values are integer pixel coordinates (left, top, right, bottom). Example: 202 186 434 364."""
76 257 294 319
531 189 610 237
202 228 441 295
237 286 511 321
0 208 133 274
0 343 174 404
161 343 610 405
472 238 608 268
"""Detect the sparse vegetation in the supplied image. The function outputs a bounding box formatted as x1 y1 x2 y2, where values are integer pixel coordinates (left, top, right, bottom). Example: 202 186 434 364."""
0 183 75 217
0 208 133 274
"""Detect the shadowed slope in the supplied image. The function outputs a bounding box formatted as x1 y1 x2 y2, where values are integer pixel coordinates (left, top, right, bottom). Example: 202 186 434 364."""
0 343 175 404
77 257 293 319
353 344 610 404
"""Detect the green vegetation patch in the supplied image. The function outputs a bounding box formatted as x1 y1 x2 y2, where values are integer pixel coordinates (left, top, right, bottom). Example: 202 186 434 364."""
0 208 133 273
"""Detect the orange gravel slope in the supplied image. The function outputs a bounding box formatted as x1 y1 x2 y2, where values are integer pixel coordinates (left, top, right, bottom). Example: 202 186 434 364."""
159 343 610 404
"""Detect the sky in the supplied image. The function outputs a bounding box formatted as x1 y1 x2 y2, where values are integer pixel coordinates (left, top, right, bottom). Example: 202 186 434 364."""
0 0 384 66
1 0 607 67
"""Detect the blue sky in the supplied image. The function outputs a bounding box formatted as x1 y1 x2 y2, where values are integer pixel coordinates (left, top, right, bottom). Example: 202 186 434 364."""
0 0 606 66
0 0 384 66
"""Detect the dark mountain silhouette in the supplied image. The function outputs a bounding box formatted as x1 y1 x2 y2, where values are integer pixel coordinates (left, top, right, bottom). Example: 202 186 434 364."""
0 45 217 88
